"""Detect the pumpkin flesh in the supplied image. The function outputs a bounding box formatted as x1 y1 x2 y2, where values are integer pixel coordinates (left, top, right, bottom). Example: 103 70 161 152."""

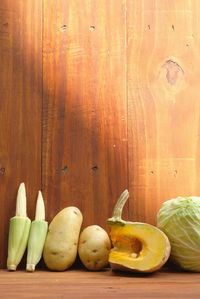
109 222 170 272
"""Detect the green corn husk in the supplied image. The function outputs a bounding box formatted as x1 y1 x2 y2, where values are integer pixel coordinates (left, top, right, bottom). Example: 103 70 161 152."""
26 191 48 272
7 183 31 270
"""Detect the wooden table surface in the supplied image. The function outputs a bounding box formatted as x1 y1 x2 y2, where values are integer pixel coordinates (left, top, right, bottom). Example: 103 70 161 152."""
0 267 199 299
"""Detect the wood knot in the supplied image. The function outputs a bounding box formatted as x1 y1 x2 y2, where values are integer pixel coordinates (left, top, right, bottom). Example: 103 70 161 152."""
162 60 184 86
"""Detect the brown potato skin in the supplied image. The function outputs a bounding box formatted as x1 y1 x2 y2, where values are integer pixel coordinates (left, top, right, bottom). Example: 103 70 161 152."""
78 225 111 271
43 207 83 271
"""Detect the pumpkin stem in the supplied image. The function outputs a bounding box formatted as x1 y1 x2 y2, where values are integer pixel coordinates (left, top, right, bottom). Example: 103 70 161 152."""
107 190 129 225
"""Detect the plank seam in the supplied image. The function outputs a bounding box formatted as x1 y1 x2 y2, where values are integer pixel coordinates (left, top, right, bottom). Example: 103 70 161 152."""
125 0 129 216
41 0 44 192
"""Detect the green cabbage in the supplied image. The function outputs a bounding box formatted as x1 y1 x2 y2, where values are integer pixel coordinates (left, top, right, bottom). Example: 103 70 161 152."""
157 196 200 272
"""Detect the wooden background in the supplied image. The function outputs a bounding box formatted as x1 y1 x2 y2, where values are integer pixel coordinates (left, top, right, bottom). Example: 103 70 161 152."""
0 0 200 268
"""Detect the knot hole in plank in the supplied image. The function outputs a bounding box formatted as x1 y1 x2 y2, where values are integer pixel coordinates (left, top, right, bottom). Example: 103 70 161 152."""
162 59 184 86
158 59 185 98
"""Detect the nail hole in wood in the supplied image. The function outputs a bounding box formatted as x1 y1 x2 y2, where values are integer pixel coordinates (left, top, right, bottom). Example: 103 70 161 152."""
172 24 175 31
0 168 5 175
92 166 98 172
60 25 67 32
89 25 95 31
61 166 68 174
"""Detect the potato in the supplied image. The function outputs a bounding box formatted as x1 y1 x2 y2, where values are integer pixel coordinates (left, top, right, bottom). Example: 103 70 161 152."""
43 206 83 271
78 225 111 271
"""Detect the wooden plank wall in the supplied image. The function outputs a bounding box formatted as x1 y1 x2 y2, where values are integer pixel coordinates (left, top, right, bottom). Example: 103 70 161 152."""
127 0 200 224
42 0 128 227
1 0 200 267
0 0 42 268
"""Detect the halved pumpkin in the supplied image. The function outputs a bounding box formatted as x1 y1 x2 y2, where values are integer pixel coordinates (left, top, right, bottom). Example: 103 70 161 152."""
107 190 171 273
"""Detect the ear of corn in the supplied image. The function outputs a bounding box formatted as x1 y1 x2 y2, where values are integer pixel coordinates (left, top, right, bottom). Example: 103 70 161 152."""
7 183 31 271
26 191 48 272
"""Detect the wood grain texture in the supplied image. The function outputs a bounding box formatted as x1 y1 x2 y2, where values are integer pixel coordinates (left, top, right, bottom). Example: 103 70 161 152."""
0 0 42 267
42 0 128 228
0 268 200 298
127 0 200 224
